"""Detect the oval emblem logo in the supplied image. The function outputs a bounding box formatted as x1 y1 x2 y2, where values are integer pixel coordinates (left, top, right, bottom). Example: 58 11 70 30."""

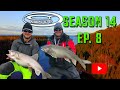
23 12 63 27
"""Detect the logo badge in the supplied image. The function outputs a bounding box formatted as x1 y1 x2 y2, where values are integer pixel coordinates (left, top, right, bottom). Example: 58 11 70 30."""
91 63 108 74
23 12 63 27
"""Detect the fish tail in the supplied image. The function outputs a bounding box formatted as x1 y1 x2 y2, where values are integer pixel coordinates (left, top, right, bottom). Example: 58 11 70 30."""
78 60 86 70
82 60 92 64
42 72 52 79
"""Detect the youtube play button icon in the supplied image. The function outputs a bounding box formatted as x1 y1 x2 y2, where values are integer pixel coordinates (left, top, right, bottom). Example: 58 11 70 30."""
98 66 102 71
91 63 108 74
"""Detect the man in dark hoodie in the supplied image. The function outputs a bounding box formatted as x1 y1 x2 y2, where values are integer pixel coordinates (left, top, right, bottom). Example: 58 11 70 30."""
46 23 80 79
0 22 39 79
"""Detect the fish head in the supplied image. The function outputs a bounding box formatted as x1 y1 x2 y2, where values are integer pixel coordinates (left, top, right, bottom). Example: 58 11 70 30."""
8 50 19 58
41 45 52 53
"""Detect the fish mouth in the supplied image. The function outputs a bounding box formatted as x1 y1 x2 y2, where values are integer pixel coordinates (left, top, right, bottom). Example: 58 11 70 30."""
6 54 12 59
8 50 16 56
8 50 11 52
8 50 12 54
6 54 10 57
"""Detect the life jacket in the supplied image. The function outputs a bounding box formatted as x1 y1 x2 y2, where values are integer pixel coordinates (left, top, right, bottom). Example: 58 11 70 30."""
0 61 32 79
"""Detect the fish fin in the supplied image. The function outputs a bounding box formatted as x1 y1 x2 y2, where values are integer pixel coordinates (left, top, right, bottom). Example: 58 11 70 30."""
15 57 21 60
35 70 41 76
49 50 57 58
78 60 87 70
31 55 35 59
42 72 52 79
67 59 77 66
27 63 32 67
51 54 57 58
6 54 10 58
47 48 58 58
27 64 33 70
64 58 77 66
82 65 86 71
64 58 71 63
6 57 10 59
71 60 77 66
82 60 92 64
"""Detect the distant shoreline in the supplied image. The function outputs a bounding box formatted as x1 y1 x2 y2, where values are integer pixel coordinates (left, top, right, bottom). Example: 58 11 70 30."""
0 35 78 45
0 34 77 36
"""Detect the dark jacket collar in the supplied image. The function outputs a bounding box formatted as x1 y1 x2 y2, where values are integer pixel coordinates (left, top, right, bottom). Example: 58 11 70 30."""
50 33 70 43
17 34 34 44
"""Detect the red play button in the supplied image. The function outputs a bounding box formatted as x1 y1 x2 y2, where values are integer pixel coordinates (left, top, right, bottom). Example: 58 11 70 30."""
91 63 108 74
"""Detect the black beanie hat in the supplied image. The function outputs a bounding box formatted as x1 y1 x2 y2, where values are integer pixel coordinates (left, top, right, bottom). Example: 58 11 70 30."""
22 22 33 32
54 23 63 31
